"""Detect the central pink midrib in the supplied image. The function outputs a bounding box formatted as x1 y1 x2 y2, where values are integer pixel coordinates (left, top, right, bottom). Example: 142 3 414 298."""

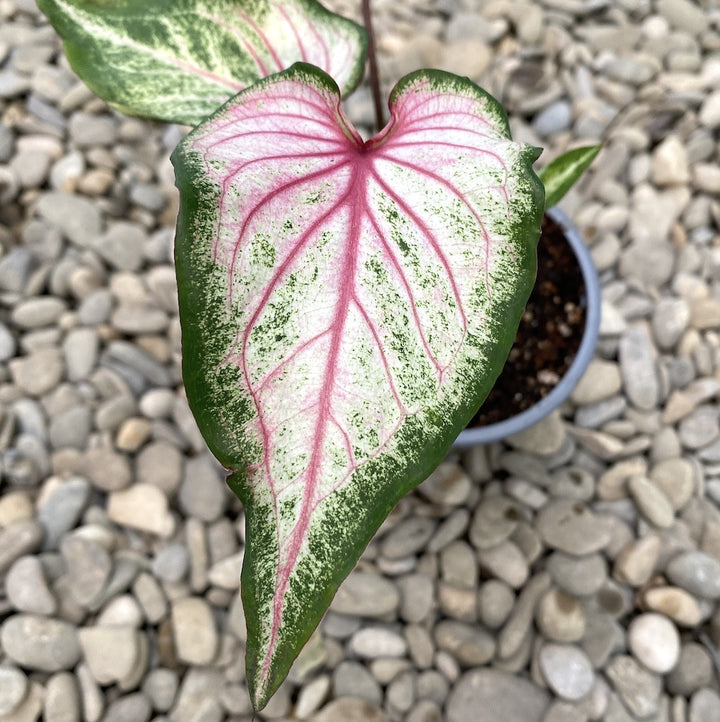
258 159 369 685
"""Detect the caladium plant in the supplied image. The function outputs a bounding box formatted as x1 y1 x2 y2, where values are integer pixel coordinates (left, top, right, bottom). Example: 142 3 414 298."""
40 0 600 710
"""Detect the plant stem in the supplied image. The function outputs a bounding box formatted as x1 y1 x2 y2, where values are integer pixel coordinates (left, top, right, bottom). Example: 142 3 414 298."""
361 0 384 132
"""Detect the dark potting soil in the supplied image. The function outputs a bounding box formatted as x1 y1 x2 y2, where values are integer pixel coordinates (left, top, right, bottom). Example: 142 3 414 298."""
469 213 587 428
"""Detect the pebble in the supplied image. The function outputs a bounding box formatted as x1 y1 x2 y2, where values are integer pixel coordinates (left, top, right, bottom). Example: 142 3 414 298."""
171 597 218 665
9 347 64 396
332 571 399 618
434 620 495 666
506 411 566 456
477 580 515 629
536 500 612 556
61 535 112 608
313 697 388 722
643 586 702 626
0 520 44 574
1 615 81 672
333 662 382 705
35 192 102 247
535 589 586 643
107 483 175 537
44 672 81 722
678 405 720 449
627 613 680 673
477 540 529 588
613 535 661 586
605 654 662 718
666 550 720 598
546 552 607 596
539 643 595 702
418 463 471 506
628 475 675 527
135 441 183 493
78 626 143 685
37 476 90 550
618 326 661 410
446 669 550 722
5 555 56 615
349 627 407 659
666 643 713 696
689 688 720 722
649 458 695 510
141 668 179 712
397 574 435 623
0 666 28 717
380 516 437 559
651 297 690 349
178 456 227 523
469 496 519 550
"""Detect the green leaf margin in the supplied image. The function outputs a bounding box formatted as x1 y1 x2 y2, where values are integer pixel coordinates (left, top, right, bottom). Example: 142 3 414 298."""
538 145 601 209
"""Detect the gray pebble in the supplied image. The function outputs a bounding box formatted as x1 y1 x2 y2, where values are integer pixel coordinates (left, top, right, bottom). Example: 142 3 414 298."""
397 573 435 624
0 520 43 573
536 499 612 556
381 516 437 559
178 455 227 522
619 326 661 410
1 614 81 672
350 626 407 659
605 654 662 718
101 693 152 722
44 672 81 722
61 535 112 608
35 192 102 247
539 643 595 702
666 550 720 598
666 643 713 697
689 688 720 722
6 555 56 615
536 589 586 643
62 327 99 382
628 475 675 527
332 570 399 618
37 476 90 550
69 112 118 147
141 668 179 713
546 552 607 596
49 404 91 449
447 669 550 722
435 620 495 666
679 405 720 449
152 544 190 584
9 347 64 396
332 661 382 705
418 462 471 506
0 665 28 717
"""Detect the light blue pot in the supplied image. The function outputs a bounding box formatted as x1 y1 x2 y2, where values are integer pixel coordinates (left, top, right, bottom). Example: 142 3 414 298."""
453 206 601 448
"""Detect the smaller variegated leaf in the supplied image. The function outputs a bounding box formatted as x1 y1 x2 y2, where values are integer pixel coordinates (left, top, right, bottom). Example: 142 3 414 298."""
538 145 601 208
37 0 367 126
173 63 543 708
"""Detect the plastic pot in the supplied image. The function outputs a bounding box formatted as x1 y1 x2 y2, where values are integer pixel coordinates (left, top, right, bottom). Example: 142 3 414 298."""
453 206 601 448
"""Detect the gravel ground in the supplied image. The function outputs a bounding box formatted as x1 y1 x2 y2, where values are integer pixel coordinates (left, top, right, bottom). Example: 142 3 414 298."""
2 0 720 720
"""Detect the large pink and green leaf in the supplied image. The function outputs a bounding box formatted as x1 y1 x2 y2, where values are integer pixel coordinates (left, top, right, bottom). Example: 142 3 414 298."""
37 0 366 126
172 63 543 708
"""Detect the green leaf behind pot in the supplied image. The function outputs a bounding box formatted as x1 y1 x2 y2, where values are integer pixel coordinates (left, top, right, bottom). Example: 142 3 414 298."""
172 63 543 708
539 144 601 208
37 0 367 126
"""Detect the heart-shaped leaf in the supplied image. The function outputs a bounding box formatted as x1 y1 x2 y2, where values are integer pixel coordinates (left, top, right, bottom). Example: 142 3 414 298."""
173 63 543 708
37 0 366 126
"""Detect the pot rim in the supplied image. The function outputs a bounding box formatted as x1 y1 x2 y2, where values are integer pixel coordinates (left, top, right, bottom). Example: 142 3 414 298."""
452 206 601 448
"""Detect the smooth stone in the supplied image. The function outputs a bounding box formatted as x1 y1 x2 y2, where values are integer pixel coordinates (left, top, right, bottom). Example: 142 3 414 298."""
666 643 713 696
111 305 168 335
79 447 132 491
97 595 143 628
9 347 64 396
628 613 680 673
446 669 550 722
1 615 80 672
152 544 190 584
332 571 399 618
169 668 224 722
332 661 382 706
506 411 566 455
141 668 179 713
536 499 612 555
101 693 152 722
92 222 146 272
651 297 690 349
61 536 112 608
312 697 388 722
0 666 28 717
68 112 117 147
35 192 101 247
434 620 495 666
0 681 43 722
63 328 99 382
397 574 435 624
689 688 720 722
295 674 330 718
78 626 141 685
651 135 689 186
574 395 627 429
441 541 477 588
0 520 44 574
539 643 594 702
469 496 520 550
605 654 662 718
649 458 695 510
49 405 91 450
418 463 472 506
570 359 622 406
678 405 720 449
171 597 219 665
627 475 675 528
136 441 183 494
536 589 586 643
207 552 242 590
546 552 607 596
497 572 551 660
107 484 175 537
37 477 90 550
666 550 720 598
643 586 703 626
381 516 437 559
5 555 56 615
477 540 528 589
618 326 661 410
613 535 661 587
11 297 66 329
476 580 513 630
657 0 708 33
178 456 227 523
44 672 81 722
349 627 407 659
